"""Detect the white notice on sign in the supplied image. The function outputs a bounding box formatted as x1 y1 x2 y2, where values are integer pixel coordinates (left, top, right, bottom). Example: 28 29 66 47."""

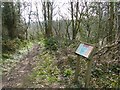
75 43 94 58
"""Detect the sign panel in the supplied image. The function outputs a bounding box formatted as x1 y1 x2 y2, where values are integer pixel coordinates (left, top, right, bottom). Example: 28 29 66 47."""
75 43 94 58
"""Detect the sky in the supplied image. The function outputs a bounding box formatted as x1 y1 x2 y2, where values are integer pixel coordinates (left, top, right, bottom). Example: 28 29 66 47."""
1 0 120 2
21 0 91 22
20 0 120 22
3 0 119 22
21 0 71 22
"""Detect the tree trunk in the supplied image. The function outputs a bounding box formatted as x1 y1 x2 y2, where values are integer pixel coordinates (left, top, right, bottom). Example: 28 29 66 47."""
71 2 75 40
117 11 120 41
71 1 79 40
107 2 115 44
43 2 48 38
43 1 53 38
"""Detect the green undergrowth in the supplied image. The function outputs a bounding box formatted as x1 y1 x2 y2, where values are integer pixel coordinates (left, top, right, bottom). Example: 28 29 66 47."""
22 51 61 87
19 38 84 87
21 38 84 88
2 36 119 88
24 38 119 88
2 40 32 60
22 48 78 88
2 39 37 73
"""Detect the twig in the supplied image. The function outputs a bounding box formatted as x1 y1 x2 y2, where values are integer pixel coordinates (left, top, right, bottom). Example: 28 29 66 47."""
93 42 119 56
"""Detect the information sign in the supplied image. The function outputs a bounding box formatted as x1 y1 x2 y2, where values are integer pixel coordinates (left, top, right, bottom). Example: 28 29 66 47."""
75 43 94 58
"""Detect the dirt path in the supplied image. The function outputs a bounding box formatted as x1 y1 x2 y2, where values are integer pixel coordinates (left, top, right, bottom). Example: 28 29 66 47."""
2 44 41 88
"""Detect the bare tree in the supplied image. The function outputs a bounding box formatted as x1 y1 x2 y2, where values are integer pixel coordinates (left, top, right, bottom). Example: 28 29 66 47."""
71 1 75 40
107 2 115 44
34 1 44 34
42 1 53 38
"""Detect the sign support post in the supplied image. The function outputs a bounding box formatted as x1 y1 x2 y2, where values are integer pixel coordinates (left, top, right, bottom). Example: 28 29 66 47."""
74 55 81 83
85 58 93 88
75 43 95 87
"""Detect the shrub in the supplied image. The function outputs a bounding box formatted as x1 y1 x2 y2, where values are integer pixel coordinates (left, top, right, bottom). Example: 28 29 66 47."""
44 37 59 51
2 39 18 53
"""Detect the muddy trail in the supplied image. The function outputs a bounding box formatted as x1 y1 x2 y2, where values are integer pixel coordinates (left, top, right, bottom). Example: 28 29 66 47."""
2 44 41 88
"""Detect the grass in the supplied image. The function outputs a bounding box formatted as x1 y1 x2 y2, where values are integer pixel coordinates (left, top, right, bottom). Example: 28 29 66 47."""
22 51 62 87
2 37 119 88
1 39 37 74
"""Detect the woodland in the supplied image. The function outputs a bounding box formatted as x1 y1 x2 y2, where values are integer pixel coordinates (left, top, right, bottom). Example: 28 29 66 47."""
1 0 120 89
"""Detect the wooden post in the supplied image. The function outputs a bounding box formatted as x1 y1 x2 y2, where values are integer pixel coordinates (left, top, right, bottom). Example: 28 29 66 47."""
85 58 93 88
73 55 81 83
75 43 96 87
